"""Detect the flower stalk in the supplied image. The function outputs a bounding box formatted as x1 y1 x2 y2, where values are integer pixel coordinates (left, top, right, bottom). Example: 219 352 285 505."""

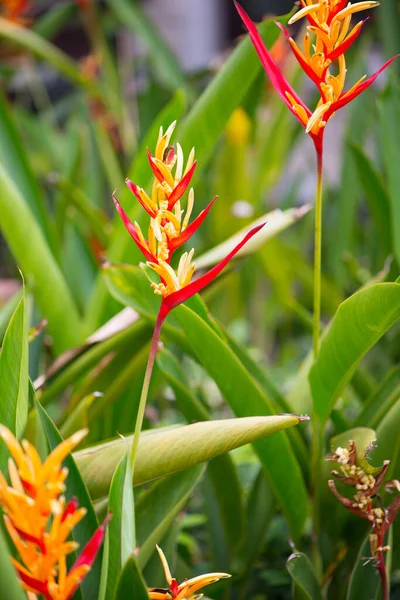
114 121 265 477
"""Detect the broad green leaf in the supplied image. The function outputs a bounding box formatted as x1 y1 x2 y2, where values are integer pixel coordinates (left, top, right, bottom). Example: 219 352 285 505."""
114 556 149 600
0 164 83 354
286 553 323 600
195 206 311 270
136 466 204 569
101 454 135 600
0 526 27 600
74 415 302 502
310 283 400 422
37 402 101 600
0 290 28 452
173 305 310 539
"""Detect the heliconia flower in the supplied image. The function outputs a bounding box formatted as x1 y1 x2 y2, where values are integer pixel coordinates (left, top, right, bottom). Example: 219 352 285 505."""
235 1 398 153
0 425 109 600
147 545 231 600
113 121 265 314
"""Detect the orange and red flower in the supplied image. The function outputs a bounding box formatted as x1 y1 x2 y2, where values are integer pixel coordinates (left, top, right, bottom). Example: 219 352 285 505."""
0 426 109 600
235 1 398 154
113 121 264 316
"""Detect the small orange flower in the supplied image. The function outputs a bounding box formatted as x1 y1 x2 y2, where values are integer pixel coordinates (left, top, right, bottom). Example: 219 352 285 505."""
0 425 109 600
147 545 231 600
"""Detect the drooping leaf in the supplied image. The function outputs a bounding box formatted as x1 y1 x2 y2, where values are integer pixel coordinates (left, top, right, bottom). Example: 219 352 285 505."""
74 415 303 502
310 283 400 422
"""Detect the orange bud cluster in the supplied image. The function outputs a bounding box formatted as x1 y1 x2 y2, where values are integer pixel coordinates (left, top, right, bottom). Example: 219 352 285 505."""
0 426 108 600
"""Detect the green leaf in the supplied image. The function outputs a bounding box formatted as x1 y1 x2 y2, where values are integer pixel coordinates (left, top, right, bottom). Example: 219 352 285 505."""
36 402 102 600
136 465 204 569
286 553 323 600
310 283 400 422
173 305 310 539
114 556 149 600
0 164 83 354
0 526 27 600
0 289 28 453
74 415 302 502
101 454 135 600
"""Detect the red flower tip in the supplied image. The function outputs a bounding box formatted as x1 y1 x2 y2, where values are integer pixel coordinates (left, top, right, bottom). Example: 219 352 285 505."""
71 513 112 572
113 193 155 263
61 497 79 523
147 148 165 184
234 3 311 126
162 222 266 311
169 196 218 253
125 178 157 217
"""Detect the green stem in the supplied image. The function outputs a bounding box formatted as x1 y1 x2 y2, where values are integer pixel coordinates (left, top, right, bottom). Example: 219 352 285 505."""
313 151 323 357
130 306 168 472
311 144 324 571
